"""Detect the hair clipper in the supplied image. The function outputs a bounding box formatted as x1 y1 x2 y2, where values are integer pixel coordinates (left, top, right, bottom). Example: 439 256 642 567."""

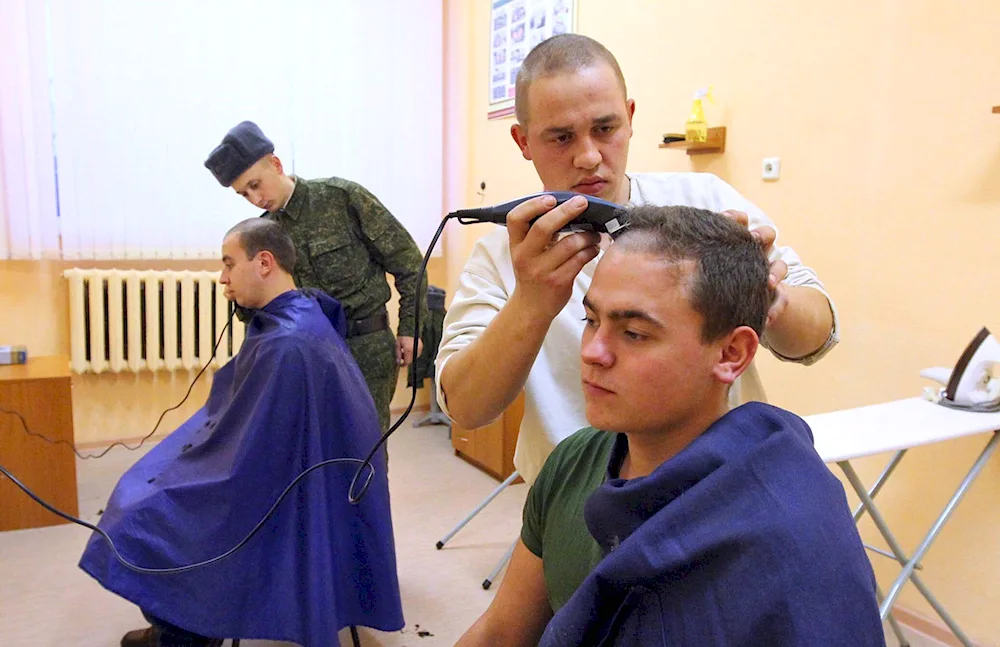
449 191 629 238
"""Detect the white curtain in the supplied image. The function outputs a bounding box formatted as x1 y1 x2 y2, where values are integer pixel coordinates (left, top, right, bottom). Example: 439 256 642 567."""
286 1 445 256
0 0 61 260
3 0 442 260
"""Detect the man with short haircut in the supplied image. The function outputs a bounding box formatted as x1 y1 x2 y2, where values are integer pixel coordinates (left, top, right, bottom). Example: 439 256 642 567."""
81 219 403 647
457 206 882 646
437 34 838 486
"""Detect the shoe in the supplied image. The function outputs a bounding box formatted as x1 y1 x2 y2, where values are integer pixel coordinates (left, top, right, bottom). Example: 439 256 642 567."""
121 627 160 647
120 624 226 647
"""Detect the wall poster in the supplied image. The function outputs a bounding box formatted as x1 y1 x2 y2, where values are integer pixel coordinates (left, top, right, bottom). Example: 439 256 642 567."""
488 0 578 120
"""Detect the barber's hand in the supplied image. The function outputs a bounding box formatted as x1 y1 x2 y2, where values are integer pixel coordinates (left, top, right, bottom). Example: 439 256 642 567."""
507 195 601 321
396 336 423 366
764 260 789 329
721 209 778 255
721 209 787 328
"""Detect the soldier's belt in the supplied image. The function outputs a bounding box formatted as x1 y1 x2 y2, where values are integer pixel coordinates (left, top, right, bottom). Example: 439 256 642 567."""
347 310 390 338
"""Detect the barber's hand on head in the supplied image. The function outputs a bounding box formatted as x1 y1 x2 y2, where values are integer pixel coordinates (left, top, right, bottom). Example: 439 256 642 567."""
764 259 789 329
721 209 788 329
722 209 777 255
396 335 422 366
508 195 601 321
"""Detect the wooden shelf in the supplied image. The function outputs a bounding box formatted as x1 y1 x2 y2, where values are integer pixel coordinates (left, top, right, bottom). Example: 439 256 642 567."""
660 126 726 155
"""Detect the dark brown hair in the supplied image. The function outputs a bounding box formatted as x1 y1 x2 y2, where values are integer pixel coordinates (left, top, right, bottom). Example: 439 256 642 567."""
615 206 772 342
226 218 296 274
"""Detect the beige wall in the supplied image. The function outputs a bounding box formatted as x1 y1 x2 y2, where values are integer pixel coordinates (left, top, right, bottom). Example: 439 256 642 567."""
0 257 446 447
3 0 998 637
444 0 1000 641
1 260 217 447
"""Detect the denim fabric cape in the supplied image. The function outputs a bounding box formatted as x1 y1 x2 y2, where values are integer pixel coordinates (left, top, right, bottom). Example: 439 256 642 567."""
540 402 885 647
80 290 403 645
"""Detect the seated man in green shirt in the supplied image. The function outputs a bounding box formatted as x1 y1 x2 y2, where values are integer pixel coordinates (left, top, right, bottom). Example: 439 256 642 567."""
457 205 883 646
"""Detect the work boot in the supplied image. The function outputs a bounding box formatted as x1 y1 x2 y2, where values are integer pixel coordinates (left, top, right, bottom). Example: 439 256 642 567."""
121 626 160 647
121 624 226 647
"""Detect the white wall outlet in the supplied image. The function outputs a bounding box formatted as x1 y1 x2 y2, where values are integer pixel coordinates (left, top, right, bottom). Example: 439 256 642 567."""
762 157 781 181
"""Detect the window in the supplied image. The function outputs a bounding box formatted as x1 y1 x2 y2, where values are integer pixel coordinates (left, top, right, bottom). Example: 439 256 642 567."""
0 0 443 260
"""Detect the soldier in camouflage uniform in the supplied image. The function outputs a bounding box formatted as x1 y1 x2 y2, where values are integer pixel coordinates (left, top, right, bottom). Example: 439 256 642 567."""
205 121 427 431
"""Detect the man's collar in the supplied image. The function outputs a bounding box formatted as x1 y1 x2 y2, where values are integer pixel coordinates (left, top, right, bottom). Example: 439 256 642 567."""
607 432 629 481
274 176 306 220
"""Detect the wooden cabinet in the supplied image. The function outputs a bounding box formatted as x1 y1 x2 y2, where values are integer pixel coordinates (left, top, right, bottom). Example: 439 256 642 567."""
451 393 524 481
0 356 78 531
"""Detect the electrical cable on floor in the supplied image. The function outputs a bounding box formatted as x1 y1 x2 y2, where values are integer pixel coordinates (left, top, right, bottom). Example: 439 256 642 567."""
0 316 232 460
0 213 464 571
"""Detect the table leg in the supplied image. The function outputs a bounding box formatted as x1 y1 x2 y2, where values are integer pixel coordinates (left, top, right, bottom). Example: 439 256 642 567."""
839 459 977 646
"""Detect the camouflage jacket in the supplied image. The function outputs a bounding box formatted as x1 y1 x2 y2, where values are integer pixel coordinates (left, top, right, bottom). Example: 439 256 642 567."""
263 176 427 338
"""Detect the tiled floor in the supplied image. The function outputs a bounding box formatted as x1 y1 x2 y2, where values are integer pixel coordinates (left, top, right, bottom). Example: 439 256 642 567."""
1 419 525 646
1 416 951 646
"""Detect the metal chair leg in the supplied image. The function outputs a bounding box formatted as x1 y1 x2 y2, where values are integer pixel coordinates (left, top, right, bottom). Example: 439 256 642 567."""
482 539 517 590
436 470 520 549
412 375 452 428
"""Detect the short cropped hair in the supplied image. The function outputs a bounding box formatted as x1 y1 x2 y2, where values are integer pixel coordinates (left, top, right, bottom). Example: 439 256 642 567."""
615 206 773 342
514 34 628 126
225 218 296 274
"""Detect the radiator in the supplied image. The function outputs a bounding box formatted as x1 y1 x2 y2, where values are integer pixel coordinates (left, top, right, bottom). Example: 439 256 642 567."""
63 269 246 374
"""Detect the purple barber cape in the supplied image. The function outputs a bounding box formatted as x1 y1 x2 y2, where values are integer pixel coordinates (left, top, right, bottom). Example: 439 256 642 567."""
79 290 403 646
540 402 885 647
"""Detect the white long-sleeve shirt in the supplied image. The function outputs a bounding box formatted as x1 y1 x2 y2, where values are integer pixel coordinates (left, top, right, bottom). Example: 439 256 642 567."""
436 172 839 484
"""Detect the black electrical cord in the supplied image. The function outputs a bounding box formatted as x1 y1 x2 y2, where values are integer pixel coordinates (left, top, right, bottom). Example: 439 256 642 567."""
0 306 380 574
935 396 1000 414
0 315 232 460
347 213 457 504
0 213 462 571
0 456 372 574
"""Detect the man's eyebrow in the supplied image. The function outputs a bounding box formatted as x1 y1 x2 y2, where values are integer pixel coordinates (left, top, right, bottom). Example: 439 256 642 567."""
583 295 663 327
234 179 256 196
610 309 663 328
541 114 621 139
221 254 233 263
540 124 574 138
592 114 621 127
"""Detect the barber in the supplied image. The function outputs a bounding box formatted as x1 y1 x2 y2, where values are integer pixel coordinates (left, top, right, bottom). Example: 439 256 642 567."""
205 121 427 431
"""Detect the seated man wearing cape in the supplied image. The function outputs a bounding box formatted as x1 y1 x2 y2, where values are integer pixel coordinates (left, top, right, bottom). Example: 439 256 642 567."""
79 218 404 647
458 206 885 647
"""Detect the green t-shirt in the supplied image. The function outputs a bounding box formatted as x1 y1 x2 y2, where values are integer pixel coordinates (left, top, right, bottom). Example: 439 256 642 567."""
521 426 619 612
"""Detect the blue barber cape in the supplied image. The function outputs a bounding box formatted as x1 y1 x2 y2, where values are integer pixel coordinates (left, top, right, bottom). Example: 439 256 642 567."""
79 290 404 646
540 402 885 647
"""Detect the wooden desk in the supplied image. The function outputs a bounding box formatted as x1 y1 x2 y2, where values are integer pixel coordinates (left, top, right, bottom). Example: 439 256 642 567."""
0 356 78 531
451 394 524 481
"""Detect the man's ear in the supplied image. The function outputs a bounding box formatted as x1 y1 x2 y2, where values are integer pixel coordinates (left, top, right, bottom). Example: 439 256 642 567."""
711 326 759 385
626 98 636 137
511 123 532 161
270 154 284 175
257 250 277 276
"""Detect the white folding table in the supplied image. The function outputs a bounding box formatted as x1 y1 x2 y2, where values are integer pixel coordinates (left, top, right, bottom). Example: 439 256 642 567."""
806 397 1000 647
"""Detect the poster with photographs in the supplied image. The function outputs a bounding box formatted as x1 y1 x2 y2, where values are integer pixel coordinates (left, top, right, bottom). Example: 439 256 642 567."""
488 0 577 120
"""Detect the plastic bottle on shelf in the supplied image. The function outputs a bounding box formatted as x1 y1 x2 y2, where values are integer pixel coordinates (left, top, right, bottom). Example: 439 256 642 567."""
685 87 713 143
